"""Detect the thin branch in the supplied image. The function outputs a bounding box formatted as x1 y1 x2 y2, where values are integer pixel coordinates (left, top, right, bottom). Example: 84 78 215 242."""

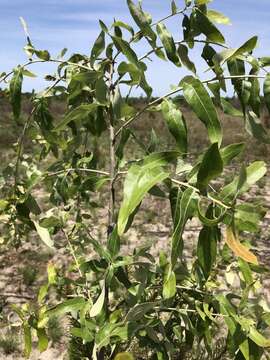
45 168 110 178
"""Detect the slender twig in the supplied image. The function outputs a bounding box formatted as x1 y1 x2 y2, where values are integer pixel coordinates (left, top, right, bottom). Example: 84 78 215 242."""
0 58 92 85
45 168 110 177
154 307 228 317
108 62 117 229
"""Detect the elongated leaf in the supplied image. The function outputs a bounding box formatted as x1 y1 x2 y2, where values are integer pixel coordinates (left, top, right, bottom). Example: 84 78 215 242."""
263 73 270 116
221 98 243 117
220 143 245 166
225 227 258 265
197 224 219 279
114 353 134 360
163 267 176 299
197 143 223 191
46 297 86 317
118 165 169 235
195 9 225 44
171 188 196 268
90 284 105 317
90 31 105 65
10 67 23 119
23 323 32 359
248 328 270 348
156 23 180 66
249 71 261 117
246 111 270 143
207 9 231 25
127 0 156 42
112 36 139 67
33 220 54 249
221 161 267 200
181 76 222 144
95 78 108 105
126 302 156 321
161 99 187 153
214 37 258 67
37 328 49 352
55 104 98 131
177 44 196 73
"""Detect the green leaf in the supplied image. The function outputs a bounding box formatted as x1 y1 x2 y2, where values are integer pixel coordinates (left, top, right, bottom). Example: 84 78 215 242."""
249 71 261 117
221 98 243 117
37 328 49 352
118 165 169 235
171 188 196 268
263 73 270 116
220 143 245 166
46 297 86 317
221 161 267 200
127 0 156 42
114 353 134 360
197 143 223 191
126 302 156 321
90 283 105 317
9 67 23 119
23 323 32 359
181 76 222 145
111 21 134 36
90 31 105 65
246 111 270 144
248 328 270 348
195 0 212 4
214 37 258 67
112 36 139 67
55 103 98 131
107 226 121 258
95 78 108 105
156 23 180 66
171 1 177 14
207 9 231 25
161 99 187 153
35 49 50 61
195 9 225 44
33 220 54 249
197 225 219 279
163 267 176 299
177 44 196 73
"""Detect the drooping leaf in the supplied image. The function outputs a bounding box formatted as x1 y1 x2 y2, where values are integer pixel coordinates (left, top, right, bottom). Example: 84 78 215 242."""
177 44 196 73
246 111 270 143
263 73 270 116
161 99 187 153
225 227 258 265
171 188 196 268
90 283 105 317
55 104 98 131
9 67 23 119
156 23 180 66
195 9 225 44
249 71 261 117
181 76 222 145
112 36 140 67
248 328 270 348
33 220 54 249
37 328 49 353
197 224 219 279
114 353 134 360
197 143 223 192
95 78 108 105
221 98 243 117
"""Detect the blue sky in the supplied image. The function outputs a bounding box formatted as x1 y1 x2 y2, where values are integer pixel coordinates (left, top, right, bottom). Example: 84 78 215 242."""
1 0 270 95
